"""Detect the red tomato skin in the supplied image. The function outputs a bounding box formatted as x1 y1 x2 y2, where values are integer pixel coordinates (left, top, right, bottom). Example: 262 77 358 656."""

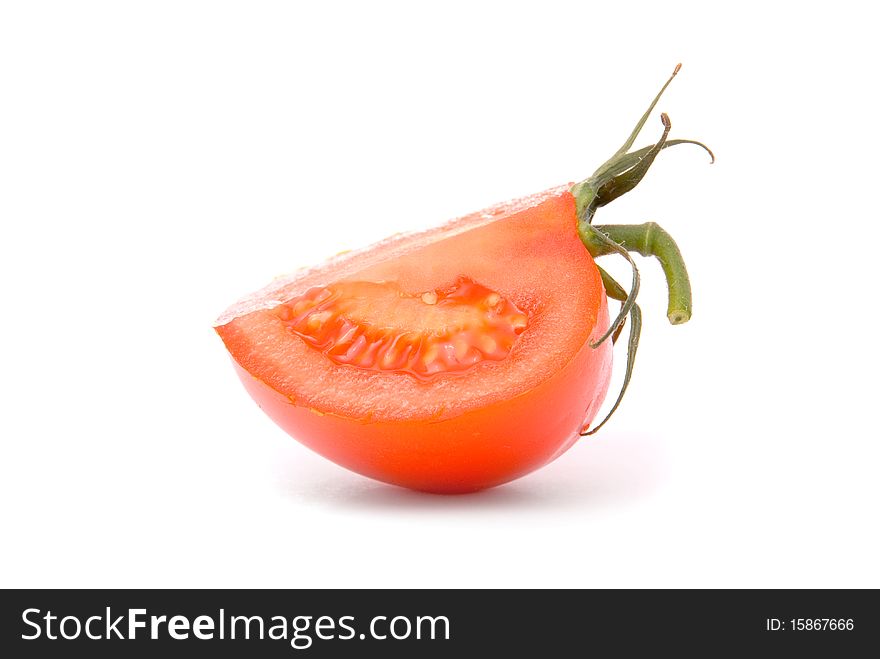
218 188 613 493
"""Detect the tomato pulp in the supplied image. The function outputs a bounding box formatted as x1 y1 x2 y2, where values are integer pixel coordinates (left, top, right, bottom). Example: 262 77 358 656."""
216 186 612 493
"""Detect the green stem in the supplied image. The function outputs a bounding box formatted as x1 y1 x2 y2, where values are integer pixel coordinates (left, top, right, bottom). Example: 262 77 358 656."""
583 301 642 436
585 222 692 325
603 64 680 168
566 65 712 434
579 223 640 347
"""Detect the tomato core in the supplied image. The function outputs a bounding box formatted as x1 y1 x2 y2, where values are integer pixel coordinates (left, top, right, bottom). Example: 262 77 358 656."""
275 276 528 380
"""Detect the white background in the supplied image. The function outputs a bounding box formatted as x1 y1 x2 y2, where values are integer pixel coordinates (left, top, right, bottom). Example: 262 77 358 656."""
2 1 878 588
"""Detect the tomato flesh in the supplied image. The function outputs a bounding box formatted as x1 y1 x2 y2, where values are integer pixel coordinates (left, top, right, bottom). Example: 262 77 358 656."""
216 186 612 492
277 277 528 380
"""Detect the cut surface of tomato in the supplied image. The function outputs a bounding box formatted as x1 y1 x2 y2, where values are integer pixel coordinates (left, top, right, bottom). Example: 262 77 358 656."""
216 185 612 492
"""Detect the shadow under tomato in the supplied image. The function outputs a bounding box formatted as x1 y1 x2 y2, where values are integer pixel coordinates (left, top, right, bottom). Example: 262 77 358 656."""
275 431 666 511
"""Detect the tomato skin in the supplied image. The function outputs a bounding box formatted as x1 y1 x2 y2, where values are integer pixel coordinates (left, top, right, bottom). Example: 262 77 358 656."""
217 188 612 493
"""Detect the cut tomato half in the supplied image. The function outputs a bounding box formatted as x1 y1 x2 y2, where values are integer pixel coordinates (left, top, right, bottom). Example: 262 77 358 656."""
216 66 712 493
216 185 612 492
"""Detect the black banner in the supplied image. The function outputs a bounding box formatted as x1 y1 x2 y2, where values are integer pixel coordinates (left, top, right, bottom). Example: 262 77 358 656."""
1 589 876 656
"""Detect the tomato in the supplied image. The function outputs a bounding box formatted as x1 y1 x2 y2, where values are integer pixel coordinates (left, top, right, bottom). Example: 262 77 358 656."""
216 65 711 493
216 185 612 493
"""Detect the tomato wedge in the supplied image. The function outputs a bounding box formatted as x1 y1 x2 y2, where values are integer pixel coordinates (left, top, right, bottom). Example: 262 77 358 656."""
216 186 612 492
216 65 711 493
